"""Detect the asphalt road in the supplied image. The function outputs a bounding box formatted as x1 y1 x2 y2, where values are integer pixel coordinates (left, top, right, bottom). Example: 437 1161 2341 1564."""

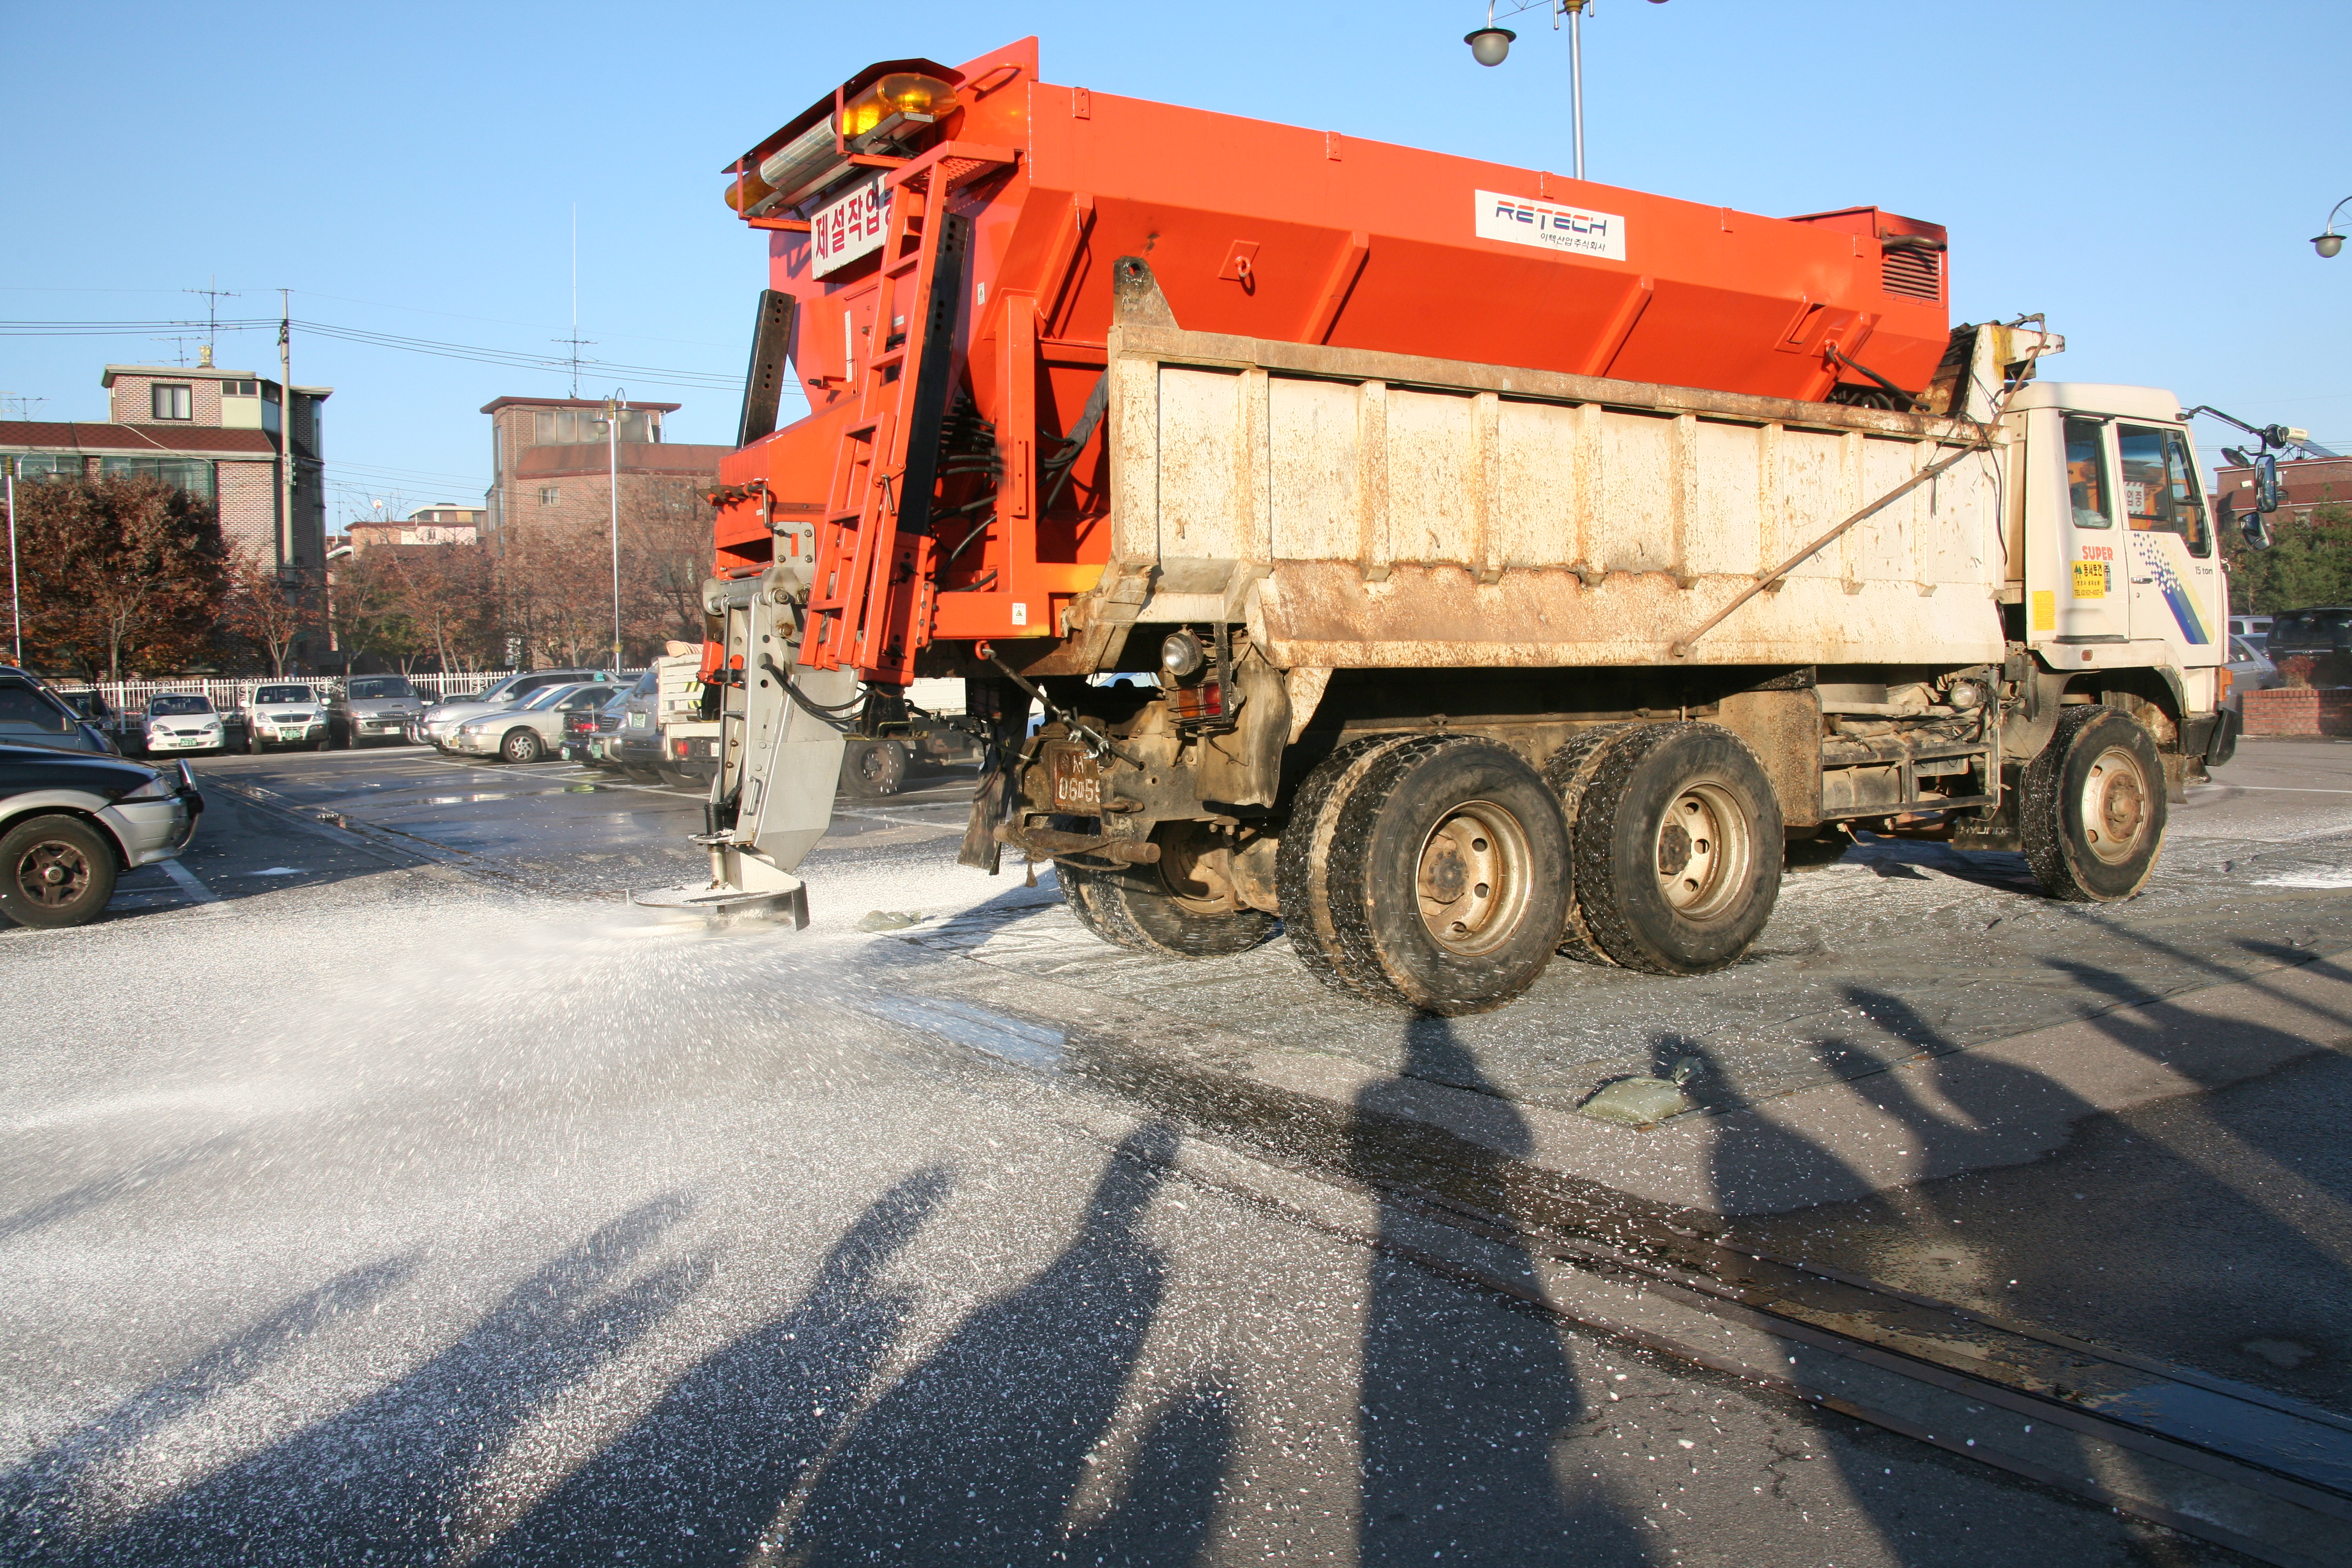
6 737 2346 1564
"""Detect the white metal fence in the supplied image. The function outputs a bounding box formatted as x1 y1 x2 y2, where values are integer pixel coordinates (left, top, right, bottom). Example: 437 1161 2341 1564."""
54 671 648 712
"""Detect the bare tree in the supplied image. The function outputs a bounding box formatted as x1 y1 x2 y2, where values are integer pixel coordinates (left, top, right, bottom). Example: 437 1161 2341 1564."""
222 550 319 675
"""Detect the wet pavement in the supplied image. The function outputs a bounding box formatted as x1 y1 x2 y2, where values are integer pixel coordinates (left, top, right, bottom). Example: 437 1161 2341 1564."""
5 736 2348 1562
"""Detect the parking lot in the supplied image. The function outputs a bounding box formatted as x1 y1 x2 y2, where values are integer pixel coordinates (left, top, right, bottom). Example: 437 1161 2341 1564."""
8 733 2351 1564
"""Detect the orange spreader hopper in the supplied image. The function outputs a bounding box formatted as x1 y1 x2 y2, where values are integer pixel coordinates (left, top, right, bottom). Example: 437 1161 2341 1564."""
711 38 1951 685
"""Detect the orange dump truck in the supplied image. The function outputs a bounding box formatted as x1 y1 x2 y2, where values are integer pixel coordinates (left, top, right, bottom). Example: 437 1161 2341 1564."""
641 38 2237 1014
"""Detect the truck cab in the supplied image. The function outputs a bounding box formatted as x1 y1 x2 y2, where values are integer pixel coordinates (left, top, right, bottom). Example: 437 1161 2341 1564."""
2012 384 2227 732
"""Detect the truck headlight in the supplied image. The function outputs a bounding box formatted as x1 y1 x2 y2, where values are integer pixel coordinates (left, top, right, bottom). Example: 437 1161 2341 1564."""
1160 629 1206 679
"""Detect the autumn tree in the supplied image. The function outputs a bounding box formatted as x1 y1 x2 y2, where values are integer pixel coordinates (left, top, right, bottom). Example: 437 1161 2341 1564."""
380 544 498 674
2223 502 2352 614
13 474 229 678
220 550 319 675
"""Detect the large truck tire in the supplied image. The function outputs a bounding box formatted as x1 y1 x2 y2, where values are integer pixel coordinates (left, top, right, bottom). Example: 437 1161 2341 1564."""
841 738 908 797
1276 734 1417 988
2021 705 2165 902
1541 725 1635 965
1571 723 1782 976
1320 735 1571 1014
1057 858 1278 958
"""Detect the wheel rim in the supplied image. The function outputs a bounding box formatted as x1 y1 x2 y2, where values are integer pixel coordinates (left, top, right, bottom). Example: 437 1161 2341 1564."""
16 838 93 909
858 746 887 782
1415 800 1534 957
1654 780 1752 920
2078 744 2151 865
507 734 532 762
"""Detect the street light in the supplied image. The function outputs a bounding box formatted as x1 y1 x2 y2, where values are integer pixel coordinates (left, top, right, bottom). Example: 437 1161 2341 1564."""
2314 197 2350 258
1463 0 1669 183
601 389 627 674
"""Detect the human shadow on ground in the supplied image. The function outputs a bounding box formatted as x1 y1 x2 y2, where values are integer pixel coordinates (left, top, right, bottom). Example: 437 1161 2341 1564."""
780 1122 1231 1566
477 1168 953 1566
1349 1014 1643 1566
1713 971 2352 1553
0 1251 423 1555
7 1193 706 1566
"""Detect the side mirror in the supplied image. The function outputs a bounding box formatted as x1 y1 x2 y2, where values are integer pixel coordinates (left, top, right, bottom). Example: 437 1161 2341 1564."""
2256 453 2281 514
2241 509 2274 550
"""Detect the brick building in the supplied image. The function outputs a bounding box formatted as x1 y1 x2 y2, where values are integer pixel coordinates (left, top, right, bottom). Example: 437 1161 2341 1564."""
481 396 730 547
2211 454 2352 530
0 358 331 572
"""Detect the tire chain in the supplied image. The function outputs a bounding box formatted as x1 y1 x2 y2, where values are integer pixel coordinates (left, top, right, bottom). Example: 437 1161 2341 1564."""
1566 722 1702 975
1540 724 1634 966
1276 733 1417 990
1321 733 1497 1009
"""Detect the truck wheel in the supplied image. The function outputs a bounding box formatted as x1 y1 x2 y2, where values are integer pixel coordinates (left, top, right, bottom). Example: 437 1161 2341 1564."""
1059 853 1278 958
1572 723 1782 976
841 738 908 797
500 729 542 765
1541 725 1635 966
1276 734 1417 988
2021 706 2165 902
2 814 118 929
1321 735 1571 1014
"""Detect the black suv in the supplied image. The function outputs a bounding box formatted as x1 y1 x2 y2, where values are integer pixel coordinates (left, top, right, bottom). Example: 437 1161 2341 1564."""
0 669 117 757
2264 607 2352 657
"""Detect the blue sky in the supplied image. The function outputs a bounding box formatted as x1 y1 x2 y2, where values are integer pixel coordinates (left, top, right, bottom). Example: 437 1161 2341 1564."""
4 0 2346 523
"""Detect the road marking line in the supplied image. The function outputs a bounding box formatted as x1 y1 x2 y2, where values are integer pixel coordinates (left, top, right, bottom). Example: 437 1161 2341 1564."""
157 858 220 903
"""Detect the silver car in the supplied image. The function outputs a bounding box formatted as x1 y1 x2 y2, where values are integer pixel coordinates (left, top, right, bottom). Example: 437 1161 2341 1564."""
329 675 425 747
446 682 621 764
2225 635 2282 710
416 668 612 751
239 683 328 752
141 694 230 756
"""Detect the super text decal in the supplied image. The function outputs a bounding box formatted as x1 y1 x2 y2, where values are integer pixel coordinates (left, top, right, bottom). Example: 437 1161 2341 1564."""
812 178 893 277
1474 189 1628 262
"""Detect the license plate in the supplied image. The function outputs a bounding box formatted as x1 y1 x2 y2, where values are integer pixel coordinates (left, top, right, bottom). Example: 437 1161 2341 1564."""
1049 746 1101 811
629 712 648 729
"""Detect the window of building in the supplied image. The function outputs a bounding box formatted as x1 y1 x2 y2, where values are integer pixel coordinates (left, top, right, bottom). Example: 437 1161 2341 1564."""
221 379 260 397
99 455 216 500
12 454 86 482
533 408 655 445
540 486 561 505
151 383 193 421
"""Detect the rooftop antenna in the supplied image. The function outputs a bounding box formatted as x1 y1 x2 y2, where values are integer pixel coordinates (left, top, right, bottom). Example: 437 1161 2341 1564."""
151 334 203 367
552 204 596 398
0 393 47 421
184 275 240 365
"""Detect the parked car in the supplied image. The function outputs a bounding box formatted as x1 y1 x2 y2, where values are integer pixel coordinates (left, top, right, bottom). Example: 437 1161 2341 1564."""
2229 614 2273 648
1 671 118 756
446 681 621 764
0 743 203 928
578 680 642 769
138 694 229 756
329 675 426 747
51 689 128 753
416 668 613 751
2225 635 2283 710
237 683 330 753
606 666 669 781
2264 607 2352 659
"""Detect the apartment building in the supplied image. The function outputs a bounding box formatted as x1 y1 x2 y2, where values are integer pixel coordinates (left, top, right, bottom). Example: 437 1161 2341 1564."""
0 355 332 571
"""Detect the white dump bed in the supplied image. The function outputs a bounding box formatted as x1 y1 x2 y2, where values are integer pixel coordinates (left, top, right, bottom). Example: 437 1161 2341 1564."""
1074 316 2011 673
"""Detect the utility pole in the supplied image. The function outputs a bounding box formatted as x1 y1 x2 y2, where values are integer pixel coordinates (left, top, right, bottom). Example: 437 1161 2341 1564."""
277 290 295 575
5 456 20 667
604 388 626 671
